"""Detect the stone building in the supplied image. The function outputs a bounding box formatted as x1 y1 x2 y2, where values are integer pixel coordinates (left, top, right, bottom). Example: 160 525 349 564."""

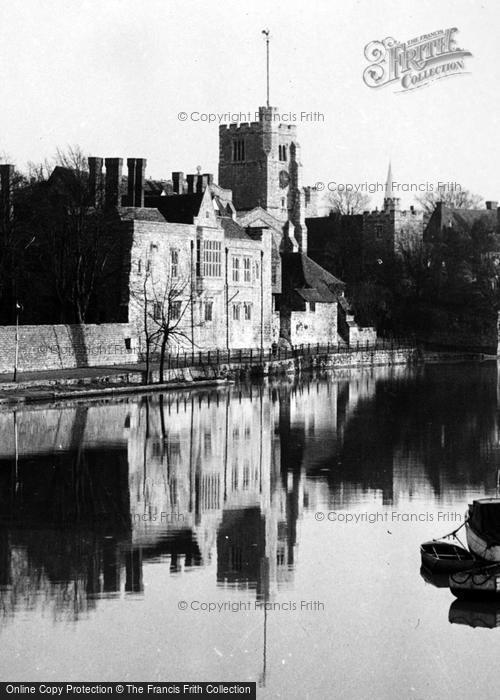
0 103 374 354
92 157 274 352
424 199 500 248
307 164 425 286
362 164 424 263
279 253 344 346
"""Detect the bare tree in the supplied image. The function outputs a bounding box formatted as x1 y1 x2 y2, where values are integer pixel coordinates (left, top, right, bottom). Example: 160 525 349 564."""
417 187 483 221
132 273 161 384
132 269 195 383
21 145 119 323
324 189 371 215
54 145 88 172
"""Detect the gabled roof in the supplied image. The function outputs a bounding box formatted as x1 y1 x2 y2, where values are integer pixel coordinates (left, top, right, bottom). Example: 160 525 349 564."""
47 166 88 194
144 179 171 195
152 193 204 223
220 217 254 240
282 253 345 303
237 207 284 232
439 206 497 232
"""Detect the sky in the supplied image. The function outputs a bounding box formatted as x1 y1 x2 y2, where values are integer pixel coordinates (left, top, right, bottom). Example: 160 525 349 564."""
0 0 498 209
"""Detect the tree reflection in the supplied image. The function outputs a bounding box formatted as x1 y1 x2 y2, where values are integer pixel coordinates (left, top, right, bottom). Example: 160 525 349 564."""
1 363 500 622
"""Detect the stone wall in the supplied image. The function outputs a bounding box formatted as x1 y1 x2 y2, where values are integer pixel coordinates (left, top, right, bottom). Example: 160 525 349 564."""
0 324 136 374
147 347 417 381
288 303 338 346
348 325 377 345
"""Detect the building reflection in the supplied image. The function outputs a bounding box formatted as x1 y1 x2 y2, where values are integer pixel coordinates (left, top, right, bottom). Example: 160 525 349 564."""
1 363 500 621
0 384 303 620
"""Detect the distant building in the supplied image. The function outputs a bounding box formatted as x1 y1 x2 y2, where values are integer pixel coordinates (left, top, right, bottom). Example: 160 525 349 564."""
363 163 424 262
307 164 425 286
424 199 500 249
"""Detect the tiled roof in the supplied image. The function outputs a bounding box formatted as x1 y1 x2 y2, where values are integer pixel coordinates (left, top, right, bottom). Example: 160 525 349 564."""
220 217 253 240
119 207 166 222
441 206 497 231
144 179 171 195
282 253 345 303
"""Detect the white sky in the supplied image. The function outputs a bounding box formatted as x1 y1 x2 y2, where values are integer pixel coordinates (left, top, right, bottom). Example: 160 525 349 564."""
0 0 498 208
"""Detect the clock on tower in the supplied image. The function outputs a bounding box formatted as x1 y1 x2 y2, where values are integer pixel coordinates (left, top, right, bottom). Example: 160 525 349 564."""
279 170 290 188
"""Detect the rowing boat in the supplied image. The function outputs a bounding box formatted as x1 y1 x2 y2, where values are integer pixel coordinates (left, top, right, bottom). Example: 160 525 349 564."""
420 540 475 573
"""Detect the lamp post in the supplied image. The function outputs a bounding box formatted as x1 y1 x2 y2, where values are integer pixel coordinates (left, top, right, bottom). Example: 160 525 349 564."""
13 301 21 382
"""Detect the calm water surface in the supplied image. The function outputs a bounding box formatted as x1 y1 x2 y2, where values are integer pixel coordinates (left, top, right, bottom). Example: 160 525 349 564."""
1 363 500 699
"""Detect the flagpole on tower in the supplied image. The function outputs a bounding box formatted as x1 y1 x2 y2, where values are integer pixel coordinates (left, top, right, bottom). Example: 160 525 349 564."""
262 29 270 108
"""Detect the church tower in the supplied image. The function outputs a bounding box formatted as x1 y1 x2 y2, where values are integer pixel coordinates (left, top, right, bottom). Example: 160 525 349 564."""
218 106 302 222
218 107 306 250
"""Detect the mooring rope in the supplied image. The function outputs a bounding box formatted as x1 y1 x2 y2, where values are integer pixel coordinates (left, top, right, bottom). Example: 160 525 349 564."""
433 518 468 542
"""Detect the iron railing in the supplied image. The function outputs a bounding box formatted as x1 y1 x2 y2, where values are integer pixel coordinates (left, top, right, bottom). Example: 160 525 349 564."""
144 337 416 370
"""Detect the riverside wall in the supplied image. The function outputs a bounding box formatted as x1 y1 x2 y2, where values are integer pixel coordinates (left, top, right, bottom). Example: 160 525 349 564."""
0 324 137 373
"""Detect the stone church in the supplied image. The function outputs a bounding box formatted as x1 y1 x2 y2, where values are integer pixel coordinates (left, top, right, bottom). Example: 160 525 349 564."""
217 105 373 347
307 165 425 292
0 103 374 353
89 102 373 352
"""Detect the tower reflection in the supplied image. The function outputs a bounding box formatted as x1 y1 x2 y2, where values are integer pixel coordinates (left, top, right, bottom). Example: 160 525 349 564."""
0 363 499 621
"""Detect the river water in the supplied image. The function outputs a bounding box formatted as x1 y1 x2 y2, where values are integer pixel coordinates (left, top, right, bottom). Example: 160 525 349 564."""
1 363 500 698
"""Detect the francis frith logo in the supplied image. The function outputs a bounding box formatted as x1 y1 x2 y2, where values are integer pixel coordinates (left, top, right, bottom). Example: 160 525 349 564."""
363 28 472 92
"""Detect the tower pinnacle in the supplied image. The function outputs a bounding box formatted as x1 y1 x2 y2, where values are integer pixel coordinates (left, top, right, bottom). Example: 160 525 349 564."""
383 161 400 211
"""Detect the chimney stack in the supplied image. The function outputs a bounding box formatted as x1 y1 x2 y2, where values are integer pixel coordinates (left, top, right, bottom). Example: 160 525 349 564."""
127 158 147 207
172 171 184 195
104 158 123 209
187 174 198 194
486 201 498 210
0 164 14 225
187 172 213 193
201 173 214 191
88 157 104 208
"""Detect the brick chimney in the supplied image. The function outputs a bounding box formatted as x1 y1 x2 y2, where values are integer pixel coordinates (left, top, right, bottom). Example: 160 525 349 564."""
104 158 123 209
127 158 147 207
88 157 104 208
0 164 14 225
172 172 184 195
486 201 498 210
